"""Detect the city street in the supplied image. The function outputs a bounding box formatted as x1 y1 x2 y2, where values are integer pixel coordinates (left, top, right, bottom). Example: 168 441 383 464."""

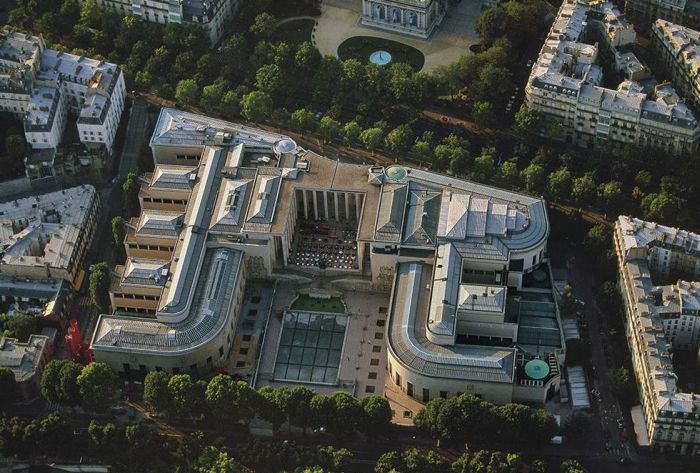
567 251 633 460
76 98 151 341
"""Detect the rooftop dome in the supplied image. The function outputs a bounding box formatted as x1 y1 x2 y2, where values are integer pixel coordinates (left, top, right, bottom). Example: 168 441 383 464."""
385 165 407 182
274 138 297 155
524 359 550 380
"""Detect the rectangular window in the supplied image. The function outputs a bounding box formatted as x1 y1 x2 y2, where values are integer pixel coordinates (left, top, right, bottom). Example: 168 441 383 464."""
423 388 430 403
440 391 448 399
407 382 414 397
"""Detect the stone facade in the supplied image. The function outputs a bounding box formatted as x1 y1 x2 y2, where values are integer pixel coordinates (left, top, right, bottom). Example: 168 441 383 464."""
361 0 448 38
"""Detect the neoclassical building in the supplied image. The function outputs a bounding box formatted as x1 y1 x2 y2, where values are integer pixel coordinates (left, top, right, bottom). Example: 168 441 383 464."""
361 0 448 39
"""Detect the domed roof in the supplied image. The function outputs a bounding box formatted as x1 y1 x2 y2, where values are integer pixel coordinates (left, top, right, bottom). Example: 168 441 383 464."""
274 138 297 155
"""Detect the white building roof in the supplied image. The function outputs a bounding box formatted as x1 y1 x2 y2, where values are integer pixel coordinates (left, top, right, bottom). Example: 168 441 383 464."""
0 185 96 271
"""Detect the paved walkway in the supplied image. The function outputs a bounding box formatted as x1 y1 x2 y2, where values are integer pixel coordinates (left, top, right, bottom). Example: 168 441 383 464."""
314 1 481 72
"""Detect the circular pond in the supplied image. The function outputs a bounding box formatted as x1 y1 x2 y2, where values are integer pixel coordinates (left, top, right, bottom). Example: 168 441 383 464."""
369 50 393 65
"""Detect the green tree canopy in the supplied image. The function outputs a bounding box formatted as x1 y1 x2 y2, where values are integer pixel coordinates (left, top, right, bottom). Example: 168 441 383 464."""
360 396 392 436
319 116 342 143
290 108 317 132
547 167 572 201
241 91 273 122
520 162 545 194
571 173 597 205
359 127 384 155
77 362 116 412
514 107 543 137
175 79 200 105
249 12 277 40
384 124 414 158
2 311 38 341
144 371 172 413
121 172 140 217
89 262 111 311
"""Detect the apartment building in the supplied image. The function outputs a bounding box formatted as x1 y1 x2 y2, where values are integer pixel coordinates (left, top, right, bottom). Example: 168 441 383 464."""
93 0 241 46
0 335 49 400
91 109 563 406
614 216 700 455
625 0 700 31
651 19 700 113
0 186 100 287
0 30 126 180
524 0 700 155
361 0 448 39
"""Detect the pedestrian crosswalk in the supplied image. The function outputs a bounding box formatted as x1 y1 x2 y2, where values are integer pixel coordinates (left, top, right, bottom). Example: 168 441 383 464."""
79 295 92 307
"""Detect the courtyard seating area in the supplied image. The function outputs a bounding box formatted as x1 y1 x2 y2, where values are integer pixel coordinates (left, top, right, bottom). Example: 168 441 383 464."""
288 221 359 270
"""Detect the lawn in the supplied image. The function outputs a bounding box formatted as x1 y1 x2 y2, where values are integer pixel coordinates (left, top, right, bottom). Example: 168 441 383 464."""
337 36 425 71
271 19 316 45
291 294 346 314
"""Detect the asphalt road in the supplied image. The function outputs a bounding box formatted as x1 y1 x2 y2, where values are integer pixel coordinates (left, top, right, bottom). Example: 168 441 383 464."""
77 98 150 340
568 251 632 460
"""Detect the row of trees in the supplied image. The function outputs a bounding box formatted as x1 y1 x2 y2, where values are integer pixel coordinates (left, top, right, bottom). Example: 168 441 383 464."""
414 393 558 450
376 448 590 473
40 360 116 412
143 372 393 437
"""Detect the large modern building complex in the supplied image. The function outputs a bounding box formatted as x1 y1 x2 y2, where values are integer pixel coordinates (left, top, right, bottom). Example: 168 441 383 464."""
614 216 700 455
0 185 100 286
361 0 448 38
524 0 700 155
91 109 563 405
651 19 700 113
93 0 241 46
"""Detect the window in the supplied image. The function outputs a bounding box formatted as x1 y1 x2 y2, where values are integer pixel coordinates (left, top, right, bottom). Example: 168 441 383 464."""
370 358 379 366
239 348 249 355
376 319 386 327
395 372 401 386
219 346 224 356
407 382 414 397
440 391 448 399
422 388 430 402
372 345 381 353
236 361 246 368
368 372 377 380
139 365 146 371
242 334 252 341
365 385 375 393
206 356 213 365
374 332 384 340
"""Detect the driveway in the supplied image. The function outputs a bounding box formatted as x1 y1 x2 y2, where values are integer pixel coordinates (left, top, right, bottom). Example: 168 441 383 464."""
314 1 481 72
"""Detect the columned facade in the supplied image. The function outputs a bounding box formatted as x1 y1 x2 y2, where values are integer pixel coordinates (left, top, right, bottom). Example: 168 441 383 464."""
360 0 448 39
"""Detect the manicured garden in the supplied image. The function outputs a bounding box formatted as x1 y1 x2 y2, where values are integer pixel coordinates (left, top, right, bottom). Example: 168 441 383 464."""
337 36 425 70
291 294 346 313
